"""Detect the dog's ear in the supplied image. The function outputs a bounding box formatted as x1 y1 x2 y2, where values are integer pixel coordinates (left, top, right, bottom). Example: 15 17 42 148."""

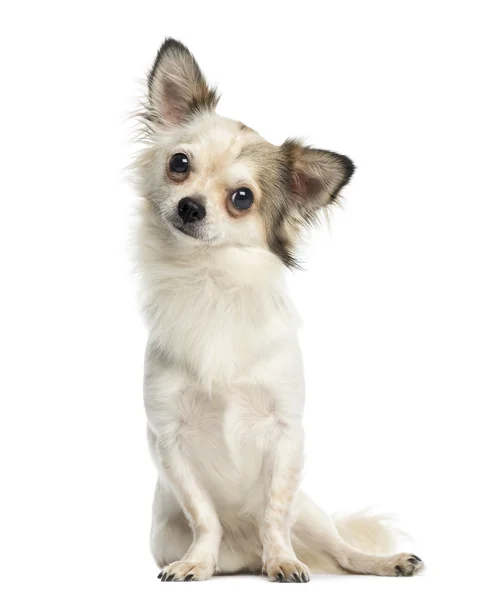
282 139 355 217
147 38 219 126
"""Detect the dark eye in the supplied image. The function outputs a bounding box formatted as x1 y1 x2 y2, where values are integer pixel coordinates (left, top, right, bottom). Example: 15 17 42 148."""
231 188 254 210
169 153 190 173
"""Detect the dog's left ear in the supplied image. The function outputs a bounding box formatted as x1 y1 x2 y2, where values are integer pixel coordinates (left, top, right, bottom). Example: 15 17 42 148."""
147 38 219 126
282 139 355 216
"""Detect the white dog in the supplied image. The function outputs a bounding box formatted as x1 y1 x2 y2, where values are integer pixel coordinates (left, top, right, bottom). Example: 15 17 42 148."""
134 38 424 582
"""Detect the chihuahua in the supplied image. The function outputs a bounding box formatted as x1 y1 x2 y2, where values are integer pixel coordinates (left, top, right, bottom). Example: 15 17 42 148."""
134 38 423 582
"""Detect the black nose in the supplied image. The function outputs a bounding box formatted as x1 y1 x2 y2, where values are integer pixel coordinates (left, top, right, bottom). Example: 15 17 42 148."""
177 198 206 223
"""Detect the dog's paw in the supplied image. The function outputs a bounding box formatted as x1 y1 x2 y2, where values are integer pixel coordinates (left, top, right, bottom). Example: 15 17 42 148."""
388 553 424 577
263 558 310 582
157 560 214 581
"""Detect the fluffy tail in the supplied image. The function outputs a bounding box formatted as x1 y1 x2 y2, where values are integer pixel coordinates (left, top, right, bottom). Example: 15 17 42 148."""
332 510 402 555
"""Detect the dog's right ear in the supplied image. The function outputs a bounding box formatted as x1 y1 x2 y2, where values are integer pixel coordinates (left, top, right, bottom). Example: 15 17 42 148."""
147 38 219 126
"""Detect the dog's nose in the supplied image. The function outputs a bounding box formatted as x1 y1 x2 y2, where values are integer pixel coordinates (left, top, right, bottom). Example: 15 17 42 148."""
177 198 206 223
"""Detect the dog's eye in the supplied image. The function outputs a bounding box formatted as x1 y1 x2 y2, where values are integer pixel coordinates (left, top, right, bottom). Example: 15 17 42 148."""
231 188 254 210
169 153 190 173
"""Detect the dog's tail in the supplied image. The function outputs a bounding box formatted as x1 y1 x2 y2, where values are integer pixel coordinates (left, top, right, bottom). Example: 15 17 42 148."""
332 510 400 555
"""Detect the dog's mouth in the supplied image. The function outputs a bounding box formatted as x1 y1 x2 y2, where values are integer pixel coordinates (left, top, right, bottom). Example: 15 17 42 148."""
169 218 211 243
173 223 201 239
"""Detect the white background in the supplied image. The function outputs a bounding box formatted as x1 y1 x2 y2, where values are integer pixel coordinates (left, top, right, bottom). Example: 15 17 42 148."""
1 1 501 598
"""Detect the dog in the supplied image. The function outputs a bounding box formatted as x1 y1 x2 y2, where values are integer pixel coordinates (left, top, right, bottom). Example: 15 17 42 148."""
133 38 424 582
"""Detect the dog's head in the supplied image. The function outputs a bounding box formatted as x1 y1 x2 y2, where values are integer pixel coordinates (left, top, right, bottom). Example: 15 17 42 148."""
137 39 354 267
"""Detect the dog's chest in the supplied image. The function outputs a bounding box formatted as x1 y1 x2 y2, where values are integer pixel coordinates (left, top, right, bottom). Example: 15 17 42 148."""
148 269 298 385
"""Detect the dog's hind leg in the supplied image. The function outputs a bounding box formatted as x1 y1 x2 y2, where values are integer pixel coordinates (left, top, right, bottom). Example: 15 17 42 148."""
291 491 424 576
151 480 262 576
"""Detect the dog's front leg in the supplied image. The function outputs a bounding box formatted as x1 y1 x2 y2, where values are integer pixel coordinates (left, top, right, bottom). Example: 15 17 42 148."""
261 420 310 583
145 350 222 581
155 435 222 581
